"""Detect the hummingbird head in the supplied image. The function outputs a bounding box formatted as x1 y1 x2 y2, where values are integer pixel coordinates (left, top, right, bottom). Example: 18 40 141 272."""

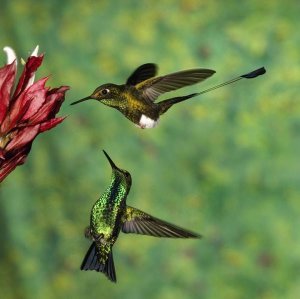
70 84 123 107
103 150 132 188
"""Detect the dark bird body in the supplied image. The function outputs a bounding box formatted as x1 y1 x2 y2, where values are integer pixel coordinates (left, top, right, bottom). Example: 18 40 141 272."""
71 63 266 128
81 151 201 282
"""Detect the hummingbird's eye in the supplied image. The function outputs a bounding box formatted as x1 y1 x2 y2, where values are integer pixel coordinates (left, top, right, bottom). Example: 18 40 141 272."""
101 88 110 95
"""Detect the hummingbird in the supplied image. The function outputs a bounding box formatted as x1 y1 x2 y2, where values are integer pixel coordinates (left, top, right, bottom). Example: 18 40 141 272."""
71 63 266 128
81 150 201 283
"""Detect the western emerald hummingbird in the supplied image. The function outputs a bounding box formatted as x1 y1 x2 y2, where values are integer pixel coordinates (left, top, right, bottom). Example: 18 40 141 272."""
81 150 201 282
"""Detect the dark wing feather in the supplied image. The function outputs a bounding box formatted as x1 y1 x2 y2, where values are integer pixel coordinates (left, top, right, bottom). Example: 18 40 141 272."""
136 68 215 102
126 63 157 86
122 206 201 238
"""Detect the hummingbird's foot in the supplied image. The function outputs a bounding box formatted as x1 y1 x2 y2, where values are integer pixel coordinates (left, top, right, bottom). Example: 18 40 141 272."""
84 226 92 239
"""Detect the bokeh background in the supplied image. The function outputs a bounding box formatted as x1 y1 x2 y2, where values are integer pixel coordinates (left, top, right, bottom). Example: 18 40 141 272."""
0 0 300 298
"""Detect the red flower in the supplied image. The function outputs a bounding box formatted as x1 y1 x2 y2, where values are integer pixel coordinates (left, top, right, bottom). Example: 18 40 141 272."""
0 46 69 182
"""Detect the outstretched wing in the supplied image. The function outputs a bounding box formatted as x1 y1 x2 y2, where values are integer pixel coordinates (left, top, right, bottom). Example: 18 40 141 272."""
122 206 201 238
136 68 215 102
126 63 157 86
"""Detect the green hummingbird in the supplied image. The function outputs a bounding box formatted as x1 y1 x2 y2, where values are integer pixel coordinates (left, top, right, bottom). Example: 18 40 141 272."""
81 150 201 283
71 63 266 128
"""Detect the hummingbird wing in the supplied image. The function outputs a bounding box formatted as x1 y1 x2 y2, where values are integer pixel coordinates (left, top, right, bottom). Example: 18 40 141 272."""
126 63 158 86
136 68 215 102
122 206 201 238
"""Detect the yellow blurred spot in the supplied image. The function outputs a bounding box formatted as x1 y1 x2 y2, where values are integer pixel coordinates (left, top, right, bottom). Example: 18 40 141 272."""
222 247 246 267
53 272 72 291
245 233 261 248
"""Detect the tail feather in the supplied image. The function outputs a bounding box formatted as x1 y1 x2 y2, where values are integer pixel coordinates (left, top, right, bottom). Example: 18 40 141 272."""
81 242 117 283
241 67 266 78
105 250 116 282
158 66 266 115
158 93 199 114
81 242 101 271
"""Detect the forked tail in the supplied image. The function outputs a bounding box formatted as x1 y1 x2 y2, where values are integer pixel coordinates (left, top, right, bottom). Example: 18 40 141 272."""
158 67 266 114
81 242 116 283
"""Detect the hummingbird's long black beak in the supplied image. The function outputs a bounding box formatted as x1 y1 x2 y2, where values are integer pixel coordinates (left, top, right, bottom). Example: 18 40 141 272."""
70 96 91 106
103 150 118 169
195 67 266 96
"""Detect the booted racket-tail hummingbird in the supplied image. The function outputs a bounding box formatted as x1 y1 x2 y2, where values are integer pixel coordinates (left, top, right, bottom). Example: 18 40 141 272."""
71 64 266 129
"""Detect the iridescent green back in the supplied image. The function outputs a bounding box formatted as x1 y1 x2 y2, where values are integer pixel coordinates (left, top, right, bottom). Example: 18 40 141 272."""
91 173 128 241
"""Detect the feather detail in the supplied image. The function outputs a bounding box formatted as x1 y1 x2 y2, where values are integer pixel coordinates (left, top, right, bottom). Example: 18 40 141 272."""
81 242 117 283
122 206 201 238
136 68 215 102
126 63 157 86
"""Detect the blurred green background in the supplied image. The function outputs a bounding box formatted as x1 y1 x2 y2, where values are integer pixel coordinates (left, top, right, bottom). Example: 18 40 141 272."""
0 0 300 298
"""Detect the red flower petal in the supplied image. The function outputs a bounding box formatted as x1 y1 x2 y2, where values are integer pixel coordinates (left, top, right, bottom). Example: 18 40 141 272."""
0 149 5 159
29 86 68 124
47 85 70 95
5 124 40 152
0 149 28 183
0 62 16 124
13 55 43 99
1 78 49 133
21 77 49 121
0 48 69 183
39 116 66 132
47 86 69 113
